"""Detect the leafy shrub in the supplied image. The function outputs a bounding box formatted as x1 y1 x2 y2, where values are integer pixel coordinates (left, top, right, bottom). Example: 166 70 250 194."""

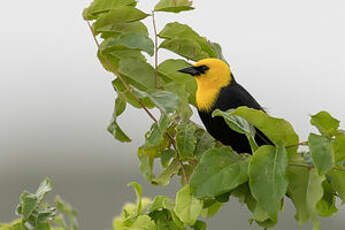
2 1 345 230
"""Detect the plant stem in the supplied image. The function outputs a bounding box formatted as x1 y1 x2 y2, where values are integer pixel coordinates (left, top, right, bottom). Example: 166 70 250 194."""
86 20 189 184
337 130 345 135
289 162 345 172
170 139 189 184
152 10 160 88
288 162 313 169
286 141 309 149
87 21 158 123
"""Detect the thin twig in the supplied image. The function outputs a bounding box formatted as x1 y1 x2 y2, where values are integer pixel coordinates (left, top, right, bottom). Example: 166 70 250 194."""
334 167 345 172
86 21 158 123
337 130 345 135
86 20 189 184
288 162 313 169
289 162 345 172
286 141 309 149
169 136 189 184
151 10 160 88
188 159 198 168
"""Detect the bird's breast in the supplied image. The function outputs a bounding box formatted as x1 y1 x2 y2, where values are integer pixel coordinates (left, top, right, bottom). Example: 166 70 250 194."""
196 88 221 112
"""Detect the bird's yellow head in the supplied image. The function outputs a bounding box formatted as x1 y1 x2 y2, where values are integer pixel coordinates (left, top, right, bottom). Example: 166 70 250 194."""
178 58 232 112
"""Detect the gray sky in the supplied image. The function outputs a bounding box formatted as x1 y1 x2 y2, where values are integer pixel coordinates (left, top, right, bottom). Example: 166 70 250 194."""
1 0 345 229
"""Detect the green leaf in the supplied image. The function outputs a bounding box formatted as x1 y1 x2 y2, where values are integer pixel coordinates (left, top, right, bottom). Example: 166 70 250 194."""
212 109 258 152
249 144 288 219
144 114 170 148
130 215 156 230
35 178 53 202
55 196 78 230
215 192 231 203
138 150 155 182
114 198 152 230
231 183 276 227
33 222 50 230
160 39 209 61
115 95 127 117
200 201 222 218
138 115 171 183
208 41 228 65
97 48 146 73
327 170 345 203
153 159 181 186
101 33 154 56
112 78 154 109
311 111 340 137
316 180 337 217
128 182 143 214
148 195 175 212
306 169 325 230
97 21 148 39
212 109 254 135
107 102 131 142
149 209 184 230
159 22 216 58
333 133 345 163
107 119 131 142
118 58 156 90
154 0 194 13
287 165 310 225
191 220 206 230
174 185 203 226
190 146 249 199
83 0 137 20
137 115 171 184
232 106 299 157
157 59 197 105
0 220 27 230
148 91 180 114
93 7 149 33
249 205 277 228
110 47 147 62
36 207 56 225
161 149 176 168
163 83 193 121
309 133 334 175
176 122 197 160
114 215 156 230
19 192 39 220
18 178 53 220
170 211 185 230
193 128 216 160
133 88 181 114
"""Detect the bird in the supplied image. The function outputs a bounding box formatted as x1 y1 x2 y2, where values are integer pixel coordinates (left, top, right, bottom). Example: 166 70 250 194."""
178 58 272 154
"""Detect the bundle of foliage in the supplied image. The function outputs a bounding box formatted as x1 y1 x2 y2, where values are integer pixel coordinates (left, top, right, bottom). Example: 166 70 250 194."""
81 0 345 229
0 178 77 230
2 0 345 229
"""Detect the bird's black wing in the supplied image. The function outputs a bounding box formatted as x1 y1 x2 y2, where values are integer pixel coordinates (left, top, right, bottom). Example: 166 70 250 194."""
214 80 273 146
214 80 263 111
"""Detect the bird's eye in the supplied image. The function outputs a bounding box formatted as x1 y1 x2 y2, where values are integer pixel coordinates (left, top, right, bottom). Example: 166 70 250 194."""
196 65 209 74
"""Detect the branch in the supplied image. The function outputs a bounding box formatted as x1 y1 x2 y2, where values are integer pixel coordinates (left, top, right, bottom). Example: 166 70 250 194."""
85 20 189 184
289 162 345 172
152 11 160 88
168 136 189 184
86 21 158 123
286 141 309 149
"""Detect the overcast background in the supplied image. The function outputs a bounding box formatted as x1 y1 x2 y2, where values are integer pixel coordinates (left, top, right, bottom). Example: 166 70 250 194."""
1 0 345 229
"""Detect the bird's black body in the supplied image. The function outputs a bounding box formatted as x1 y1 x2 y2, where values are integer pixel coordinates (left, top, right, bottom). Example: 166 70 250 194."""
198 75 272 154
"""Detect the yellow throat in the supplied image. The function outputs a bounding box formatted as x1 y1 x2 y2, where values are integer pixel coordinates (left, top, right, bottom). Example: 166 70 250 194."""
194 58 232 112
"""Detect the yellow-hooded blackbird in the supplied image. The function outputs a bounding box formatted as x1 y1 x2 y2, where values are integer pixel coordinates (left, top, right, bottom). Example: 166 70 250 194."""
178 58 272 154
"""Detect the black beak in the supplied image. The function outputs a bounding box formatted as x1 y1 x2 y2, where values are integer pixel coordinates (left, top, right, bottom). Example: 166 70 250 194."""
178 66 200 76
